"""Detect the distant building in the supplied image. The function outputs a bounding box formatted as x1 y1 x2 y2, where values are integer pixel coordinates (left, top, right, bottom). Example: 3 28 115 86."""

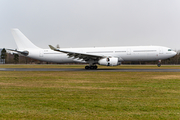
0 48 5 64
0 48 2 64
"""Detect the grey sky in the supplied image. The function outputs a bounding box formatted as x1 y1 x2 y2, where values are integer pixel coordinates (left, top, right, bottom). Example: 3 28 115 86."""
0 0 180 49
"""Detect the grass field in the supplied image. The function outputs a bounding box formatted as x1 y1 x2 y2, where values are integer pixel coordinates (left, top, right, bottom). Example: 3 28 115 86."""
0 65 180 119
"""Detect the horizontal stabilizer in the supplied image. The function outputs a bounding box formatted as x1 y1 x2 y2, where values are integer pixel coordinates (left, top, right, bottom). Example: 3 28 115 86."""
7 49 29 56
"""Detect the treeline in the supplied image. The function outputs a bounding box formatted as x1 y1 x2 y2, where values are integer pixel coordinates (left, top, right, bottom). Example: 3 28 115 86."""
5 53 48 64
1 48 46 64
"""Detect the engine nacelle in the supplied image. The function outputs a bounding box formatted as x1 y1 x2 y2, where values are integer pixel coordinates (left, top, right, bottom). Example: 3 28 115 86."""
98 57 120 66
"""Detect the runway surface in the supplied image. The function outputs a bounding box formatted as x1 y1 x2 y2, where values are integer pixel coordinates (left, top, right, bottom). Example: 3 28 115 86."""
0 68 180 72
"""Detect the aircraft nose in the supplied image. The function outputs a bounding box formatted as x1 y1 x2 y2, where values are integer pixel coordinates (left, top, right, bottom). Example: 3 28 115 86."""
173 51 177 56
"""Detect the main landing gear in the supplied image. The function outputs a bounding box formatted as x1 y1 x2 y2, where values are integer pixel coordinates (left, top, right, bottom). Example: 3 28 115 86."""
85 65 98 70
157 60 161 67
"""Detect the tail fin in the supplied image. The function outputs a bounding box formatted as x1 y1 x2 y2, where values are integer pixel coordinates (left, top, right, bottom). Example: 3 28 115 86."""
11 29 40 50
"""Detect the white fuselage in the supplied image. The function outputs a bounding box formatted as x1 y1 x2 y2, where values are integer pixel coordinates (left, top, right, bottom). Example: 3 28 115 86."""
25 46 176 64
10 29 177 67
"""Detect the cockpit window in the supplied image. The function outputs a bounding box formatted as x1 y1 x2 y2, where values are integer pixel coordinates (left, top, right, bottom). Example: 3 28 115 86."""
168 49 172 51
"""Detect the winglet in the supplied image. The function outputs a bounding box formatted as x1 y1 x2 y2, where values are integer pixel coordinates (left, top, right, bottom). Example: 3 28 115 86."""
49 45 59 51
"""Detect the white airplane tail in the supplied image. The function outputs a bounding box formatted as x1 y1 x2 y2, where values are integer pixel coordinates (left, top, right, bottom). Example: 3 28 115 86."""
11 29 40 50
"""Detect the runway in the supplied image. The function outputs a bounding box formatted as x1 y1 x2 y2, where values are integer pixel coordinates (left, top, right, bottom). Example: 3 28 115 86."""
0 68 180 72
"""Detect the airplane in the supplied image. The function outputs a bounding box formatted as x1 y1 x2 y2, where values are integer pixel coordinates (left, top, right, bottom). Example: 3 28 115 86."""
8 28 177 69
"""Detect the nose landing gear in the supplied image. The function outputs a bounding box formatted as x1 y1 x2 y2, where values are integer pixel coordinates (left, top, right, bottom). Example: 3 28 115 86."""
157 60 161 67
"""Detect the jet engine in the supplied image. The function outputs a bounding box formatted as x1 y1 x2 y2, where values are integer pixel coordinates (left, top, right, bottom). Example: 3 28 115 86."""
98 57 120 66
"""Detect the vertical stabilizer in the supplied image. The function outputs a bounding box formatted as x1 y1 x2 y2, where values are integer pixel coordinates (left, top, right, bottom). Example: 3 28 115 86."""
11 29 40 50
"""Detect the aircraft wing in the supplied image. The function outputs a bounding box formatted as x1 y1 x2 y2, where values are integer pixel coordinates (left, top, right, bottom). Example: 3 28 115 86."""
49 45 105 61
7 49 29 56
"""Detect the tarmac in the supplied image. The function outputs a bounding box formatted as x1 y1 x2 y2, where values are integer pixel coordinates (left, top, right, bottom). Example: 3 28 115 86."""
0 68 180 72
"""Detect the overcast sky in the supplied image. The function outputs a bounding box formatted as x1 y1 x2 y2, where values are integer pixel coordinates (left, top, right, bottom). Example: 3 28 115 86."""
0 0 180 49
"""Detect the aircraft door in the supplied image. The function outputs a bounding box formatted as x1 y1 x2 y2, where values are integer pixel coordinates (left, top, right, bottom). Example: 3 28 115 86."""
159 48 163 54
39 50 44 57
127 48 131 55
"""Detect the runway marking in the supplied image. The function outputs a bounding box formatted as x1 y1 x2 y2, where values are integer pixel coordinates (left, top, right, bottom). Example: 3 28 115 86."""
0 68 180 72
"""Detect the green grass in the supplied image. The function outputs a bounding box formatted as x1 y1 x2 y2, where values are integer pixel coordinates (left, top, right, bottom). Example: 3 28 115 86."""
0 70 180 119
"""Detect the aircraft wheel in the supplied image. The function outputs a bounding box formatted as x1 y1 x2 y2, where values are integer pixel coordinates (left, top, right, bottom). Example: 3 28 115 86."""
94 66 98 69
85 66 90 69
157 63 161 67
85 66 98 70
90 66 94 69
